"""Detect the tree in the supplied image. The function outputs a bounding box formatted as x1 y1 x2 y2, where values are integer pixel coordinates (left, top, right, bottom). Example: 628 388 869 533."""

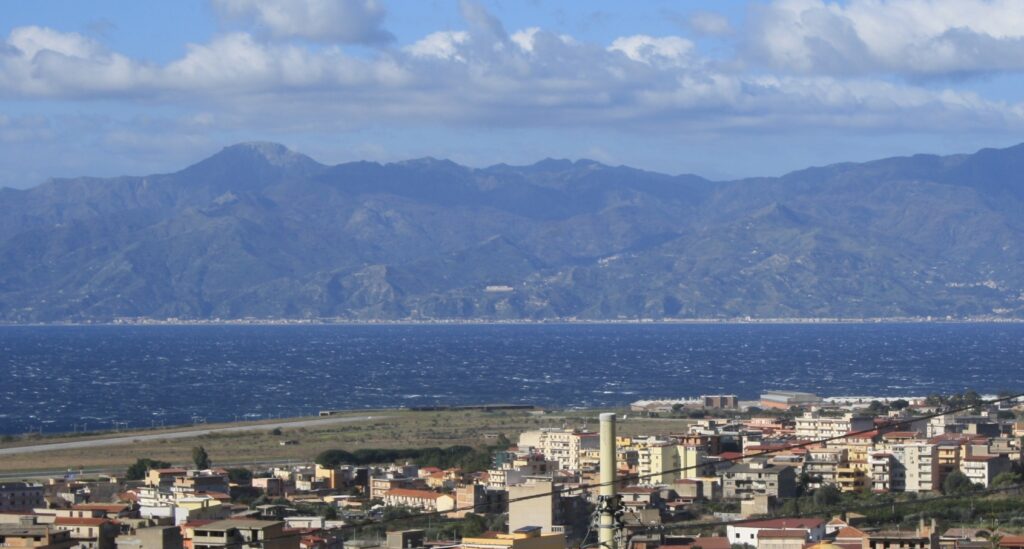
320 506 338 520
227 467 253 483
461 514 488 537
126 458 171 480
991 471 1022 487
891 399 910 410
868 400 886 413
942 471 975 495
813 484 842 508
192 446 211 469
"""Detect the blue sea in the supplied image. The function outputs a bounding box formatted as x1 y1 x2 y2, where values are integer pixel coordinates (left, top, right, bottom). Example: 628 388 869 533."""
1 323 1022 435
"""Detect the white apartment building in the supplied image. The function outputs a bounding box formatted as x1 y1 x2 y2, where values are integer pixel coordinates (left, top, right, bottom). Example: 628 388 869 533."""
795 412 874 441
518 429 598 471
893 441 938 493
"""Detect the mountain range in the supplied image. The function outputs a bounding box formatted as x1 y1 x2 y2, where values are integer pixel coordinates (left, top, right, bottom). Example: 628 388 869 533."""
1 141 1022 322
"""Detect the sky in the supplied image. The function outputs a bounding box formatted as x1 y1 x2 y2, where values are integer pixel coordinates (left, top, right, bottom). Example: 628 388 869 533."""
3 0 1024 188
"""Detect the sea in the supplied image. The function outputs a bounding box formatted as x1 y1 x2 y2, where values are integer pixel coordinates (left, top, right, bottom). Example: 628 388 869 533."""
1 322 1022 435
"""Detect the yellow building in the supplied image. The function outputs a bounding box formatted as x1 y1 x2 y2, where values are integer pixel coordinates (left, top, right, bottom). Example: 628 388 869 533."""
462 527 566 549
836 462 868 493
636 440 707 484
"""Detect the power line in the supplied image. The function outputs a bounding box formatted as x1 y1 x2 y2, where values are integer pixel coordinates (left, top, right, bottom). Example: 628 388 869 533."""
635 479 1024 536
334 390 1023 533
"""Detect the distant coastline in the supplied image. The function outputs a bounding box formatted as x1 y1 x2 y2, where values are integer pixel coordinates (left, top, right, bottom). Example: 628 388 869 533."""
1 316 1022 327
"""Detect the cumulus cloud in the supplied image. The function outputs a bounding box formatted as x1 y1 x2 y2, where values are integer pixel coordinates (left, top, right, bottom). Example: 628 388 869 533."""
746 0 1024 76
608 35 694 67
212 0 393 44
1 1 1023 148
406 31 470 61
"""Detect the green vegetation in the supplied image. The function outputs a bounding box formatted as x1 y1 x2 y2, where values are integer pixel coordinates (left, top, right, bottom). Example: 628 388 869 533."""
126 457 171 480
315 440 511 471
942 471 978 495
193 446 211 469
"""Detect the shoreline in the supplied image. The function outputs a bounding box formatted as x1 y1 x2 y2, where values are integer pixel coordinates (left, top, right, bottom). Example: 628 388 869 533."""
1 317 1023 327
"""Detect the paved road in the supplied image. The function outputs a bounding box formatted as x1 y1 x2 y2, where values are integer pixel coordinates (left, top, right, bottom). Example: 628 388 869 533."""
0 415 389 457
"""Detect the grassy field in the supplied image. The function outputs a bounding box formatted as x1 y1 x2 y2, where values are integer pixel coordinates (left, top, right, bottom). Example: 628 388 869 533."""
0 409 692 475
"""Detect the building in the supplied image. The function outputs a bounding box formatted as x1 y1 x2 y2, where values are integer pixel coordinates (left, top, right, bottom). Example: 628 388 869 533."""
760 392 821 410
721 460 797 500
804 449 846 488
383 489 455 513
960 455 1012 487
190 519 297 549
894 441 938 493
835 462 868 493
864 520 938 549
726 518 825 546
794 413 874 441
517 430 598 471
385 530 424 549
0 524 75 549
53 517 119 549
756 530 809 549
461 527 566 549
116 526 185 549
0 483 45 512
868 452 899 493
146 470 189 488
507 480 584 537
703 395 739 410
636 440 708 484
452 484 488 518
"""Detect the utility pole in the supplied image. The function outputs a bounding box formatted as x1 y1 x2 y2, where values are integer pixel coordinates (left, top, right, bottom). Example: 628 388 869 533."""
598 413 621 549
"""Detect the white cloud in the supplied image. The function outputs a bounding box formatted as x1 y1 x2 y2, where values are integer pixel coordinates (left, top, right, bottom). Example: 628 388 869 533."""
406 31 470 61
212 0 393 44
8 26 103 59
1 1 1024 155
608 35 694 67
747 0 1024 75
510 27 540 53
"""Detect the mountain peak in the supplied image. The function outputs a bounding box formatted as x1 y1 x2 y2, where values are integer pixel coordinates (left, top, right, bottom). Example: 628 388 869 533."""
218 142 315 167
175 142 325 187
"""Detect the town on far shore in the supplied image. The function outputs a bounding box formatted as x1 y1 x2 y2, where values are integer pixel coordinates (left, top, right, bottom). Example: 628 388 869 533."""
3 389 1024 549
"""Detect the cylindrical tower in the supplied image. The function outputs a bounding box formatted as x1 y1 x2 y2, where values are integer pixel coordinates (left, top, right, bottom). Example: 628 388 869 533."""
599 412 617 549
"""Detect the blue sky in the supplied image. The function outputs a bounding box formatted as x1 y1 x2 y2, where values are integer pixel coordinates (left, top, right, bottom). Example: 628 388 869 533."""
2 0 1024 188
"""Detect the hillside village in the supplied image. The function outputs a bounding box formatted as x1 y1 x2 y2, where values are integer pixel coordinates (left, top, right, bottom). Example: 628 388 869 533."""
2 391 1024 549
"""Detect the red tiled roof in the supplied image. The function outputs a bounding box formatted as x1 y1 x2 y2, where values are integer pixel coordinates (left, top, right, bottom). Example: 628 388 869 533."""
835 527 867 539
718 452 744 461
660 537 730 549
759 530 808 539
385 488 446 500
54 517 112 526
846 430 879 440
999 536 1024 548
882 431 919 439
735 518 824 529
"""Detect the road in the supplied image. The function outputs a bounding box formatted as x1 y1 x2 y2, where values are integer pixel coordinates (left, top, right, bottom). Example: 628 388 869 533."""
0 414 389 457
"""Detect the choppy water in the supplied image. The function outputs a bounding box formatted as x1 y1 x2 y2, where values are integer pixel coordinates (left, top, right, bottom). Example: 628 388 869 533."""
0 323 1022 435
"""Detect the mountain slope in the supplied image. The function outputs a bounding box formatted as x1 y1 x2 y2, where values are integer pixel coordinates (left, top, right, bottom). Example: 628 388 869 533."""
1 143 1022 321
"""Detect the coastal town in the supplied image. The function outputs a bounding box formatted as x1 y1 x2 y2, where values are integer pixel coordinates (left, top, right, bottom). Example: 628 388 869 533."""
2 390 1024 549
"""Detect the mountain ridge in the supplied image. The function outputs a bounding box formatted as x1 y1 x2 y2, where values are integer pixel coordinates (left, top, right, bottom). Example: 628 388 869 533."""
1 142 1022 322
